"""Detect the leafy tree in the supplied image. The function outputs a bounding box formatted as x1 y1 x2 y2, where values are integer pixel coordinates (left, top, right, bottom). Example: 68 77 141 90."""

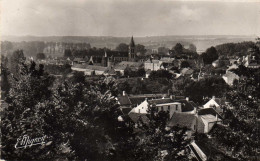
1 61 57 160
180 61 190 68
122 107 190 161
116 43 129 52
8 50 26 77
1 66 11 98
201 46 219 64
136 44 146 55
64 49 72 58
188 44 197 52
173 43 184 55
184 76 229 103
158 47 170 55
149 70 173 80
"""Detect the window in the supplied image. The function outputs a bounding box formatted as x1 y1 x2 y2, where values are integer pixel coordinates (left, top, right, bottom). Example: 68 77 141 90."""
176 106 178 111
168 106 170 110
139 109 140 113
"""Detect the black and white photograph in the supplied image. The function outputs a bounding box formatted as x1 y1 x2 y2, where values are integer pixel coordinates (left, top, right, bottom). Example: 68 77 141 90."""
0 0 260 160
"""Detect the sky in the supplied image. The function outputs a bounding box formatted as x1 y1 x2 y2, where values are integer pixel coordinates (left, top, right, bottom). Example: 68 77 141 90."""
1 0 260 37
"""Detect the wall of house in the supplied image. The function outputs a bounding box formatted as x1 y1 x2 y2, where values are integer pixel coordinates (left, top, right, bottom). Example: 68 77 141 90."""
157 104 182 118
144 62 161 71
196 117 205 133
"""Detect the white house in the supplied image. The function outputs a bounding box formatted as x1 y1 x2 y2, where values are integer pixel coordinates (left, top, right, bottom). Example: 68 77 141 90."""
203 96 226 113
199 114 220 133
130 100 149 114
222 71 239 86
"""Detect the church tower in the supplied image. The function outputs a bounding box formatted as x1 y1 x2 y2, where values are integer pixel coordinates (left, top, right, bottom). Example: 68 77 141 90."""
102 51 108 67
128 36 136 62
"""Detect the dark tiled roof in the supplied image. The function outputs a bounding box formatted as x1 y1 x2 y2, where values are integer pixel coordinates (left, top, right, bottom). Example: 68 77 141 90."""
106 51 128 57
214 98 226 106
148 98 172 105
120 107 132 115
129 97 146 106
172 99 196 112
118 95 131 106
198 108 222 119
128 112 149 124
167 113 196 129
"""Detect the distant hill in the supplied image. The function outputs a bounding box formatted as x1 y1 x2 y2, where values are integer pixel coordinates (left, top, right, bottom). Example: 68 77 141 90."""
1 35 256 51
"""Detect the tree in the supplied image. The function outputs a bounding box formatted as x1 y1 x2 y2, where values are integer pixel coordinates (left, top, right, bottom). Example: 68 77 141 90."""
173 43 184 55
36 53 46 60
116 43 129 52
64 49 72 58
158 47 169 55
1 61 58 160
8 50 26 77
201 46 219 64
180 61 190 68
188 44 197 52
149 70 173 80
136 44 146 55
184 76 229 103
122 107 190 161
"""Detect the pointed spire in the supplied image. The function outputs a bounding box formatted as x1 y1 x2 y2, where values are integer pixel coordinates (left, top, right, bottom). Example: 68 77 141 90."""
104 50 107 57
130 36 135 47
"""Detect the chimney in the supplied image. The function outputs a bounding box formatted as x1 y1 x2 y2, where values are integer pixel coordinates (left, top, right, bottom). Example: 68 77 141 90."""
162 97 165 99
252 56 255 60
170 95 173 100
123 91 126 96
212 96 216 100
186 97 189 101
216 114 218 121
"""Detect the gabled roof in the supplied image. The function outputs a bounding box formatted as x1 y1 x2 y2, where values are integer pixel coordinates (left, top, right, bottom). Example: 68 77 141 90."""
104 66 116 75
177 100 196 112
129 97 146 106
120 107 132 115
148 98 172 105
214 98 226 106
198 108 222 119
167 113 196 129
118 95 132 106
128 112 149 124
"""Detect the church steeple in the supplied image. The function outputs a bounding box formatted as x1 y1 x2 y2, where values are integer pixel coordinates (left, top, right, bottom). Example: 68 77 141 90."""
130 36 135 47
129 36 136 61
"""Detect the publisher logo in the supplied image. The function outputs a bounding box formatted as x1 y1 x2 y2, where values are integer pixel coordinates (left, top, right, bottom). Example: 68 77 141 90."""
15 135 48 149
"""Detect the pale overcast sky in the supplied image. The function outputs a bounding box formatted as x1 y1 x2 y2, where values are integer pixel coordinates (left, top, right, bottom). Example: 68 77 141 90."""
1 0 260 37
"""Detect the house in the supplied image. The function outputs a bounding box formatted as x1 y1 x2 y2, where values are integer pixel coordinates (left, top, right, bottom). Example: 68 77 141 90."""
144 59 162 71
130 99 149 114
180 68 194 77
167 107 222 134
167 113 197 138
203 96 226 113
103 66 117 76
117 92 166 108
130 97 197 119
197 108 222 133
145 69 152 78
222 71 239 86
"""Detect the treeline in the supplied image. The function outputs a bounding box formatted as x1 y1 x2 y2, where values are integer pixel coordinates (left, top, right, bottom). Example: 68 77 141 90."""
1 41 91 57
215 41 257 57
